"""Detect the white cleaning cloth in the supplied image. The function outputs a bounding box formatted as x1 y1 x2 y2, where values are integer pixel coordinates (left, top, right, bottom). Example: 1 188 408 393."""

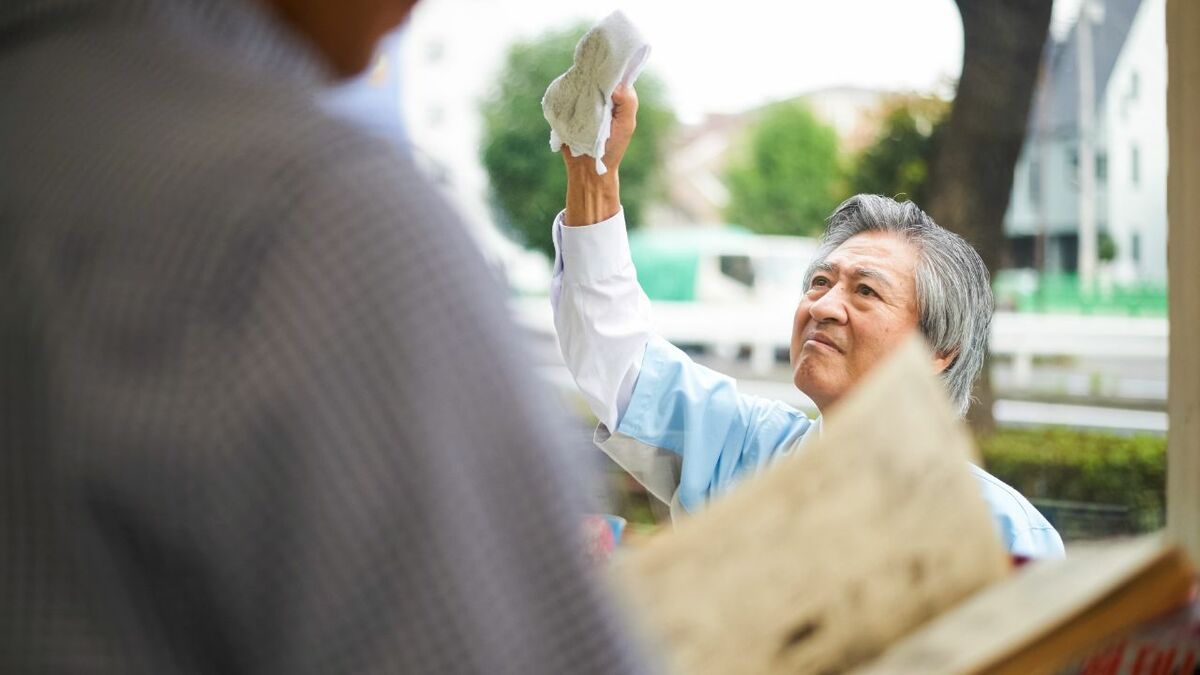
541 11 650 175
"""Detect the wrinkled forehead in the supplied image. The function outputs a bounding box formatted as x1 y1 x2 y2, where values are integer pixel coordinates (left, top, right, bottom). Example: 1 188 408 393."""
815 231 920 291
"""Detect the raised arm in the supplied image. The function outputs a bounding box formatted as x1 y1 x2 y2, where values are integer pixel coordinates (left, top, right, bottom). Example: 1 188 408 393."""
551 87 813 512
552 86 653 430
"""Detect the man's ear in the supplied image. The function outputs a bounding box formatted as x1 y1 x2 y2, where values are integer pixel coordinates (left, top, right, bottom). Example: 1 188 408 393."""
932 348 958 375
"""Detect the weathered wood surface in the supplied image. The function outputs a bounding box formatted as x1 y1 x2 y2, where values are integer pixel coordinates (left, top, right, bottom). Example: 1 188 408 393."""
1166 0 1200 570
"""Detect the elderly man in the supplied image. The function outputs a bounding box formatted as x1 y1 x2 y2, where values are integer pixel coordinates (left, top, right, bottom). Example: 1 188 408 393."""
553 86 1064 559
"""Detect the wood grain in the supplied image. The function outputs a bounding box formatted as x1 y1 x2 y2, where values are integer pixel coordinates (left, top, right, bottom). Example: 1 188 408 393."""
1166 0 1200 570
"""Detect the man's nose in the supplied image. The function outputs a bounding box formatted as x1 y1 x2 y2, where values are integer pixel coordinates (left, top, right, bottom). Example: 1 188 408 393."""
808 285 849 323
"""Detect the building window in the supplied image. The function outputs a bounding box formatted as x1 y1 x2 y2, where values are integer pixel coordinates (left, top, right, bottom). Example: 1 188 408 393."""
1131 145 1141 186
719 255 755 288
1069 148 1080 187
1096 152 1108 183
1132 230 1141 263
1130 71 1140 101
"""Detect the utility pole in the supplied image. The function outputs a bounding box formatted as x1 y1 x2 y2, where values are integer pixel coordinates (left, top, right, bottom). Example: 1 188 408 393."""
1034 61 1049 275
1076 0 1102 294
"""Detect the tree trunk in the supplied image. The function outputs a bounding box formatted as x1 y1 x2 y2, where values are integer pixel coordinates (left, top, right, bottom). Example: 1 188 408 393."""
927 0 1054 434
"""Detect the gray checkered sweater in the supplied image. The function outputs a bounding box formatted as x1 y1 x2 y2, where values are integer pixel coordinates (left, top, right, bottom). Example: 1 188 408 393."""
0 1 649 672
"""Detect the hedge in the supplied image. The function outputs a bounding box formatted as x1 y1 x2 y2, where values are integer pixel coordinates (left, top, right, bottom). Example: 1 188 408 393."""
610 427 1168 537
978 428 1166 533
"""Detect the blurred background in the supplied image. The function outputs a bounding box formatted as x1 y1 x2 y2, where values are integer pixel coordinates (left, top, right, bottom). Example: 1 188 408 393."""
327 0 1168 545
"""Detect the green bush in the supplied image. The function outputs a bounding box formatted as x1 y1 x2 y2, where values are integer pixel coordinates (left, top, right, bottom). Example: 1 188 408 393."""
724 101 842 237
978 428 1166 532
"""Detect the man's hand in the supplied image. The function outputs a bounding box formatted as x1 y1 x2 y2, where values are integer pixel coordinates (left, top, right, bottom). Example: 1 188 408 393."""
563 85 639 227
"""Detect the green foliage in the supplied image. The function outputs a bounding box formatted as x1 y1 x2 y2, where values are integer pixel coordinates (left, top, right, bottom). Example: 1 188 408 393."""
978 428 1166 532
847 97 948 207
723 102 842 237
480 25 675 258
1097 231 1118 262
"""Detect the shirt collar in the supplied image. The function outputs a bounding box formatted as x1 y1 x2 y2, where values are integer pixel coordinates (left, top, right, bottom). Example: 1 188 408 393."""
0 0 331 88
799 416 822 450
778 415 821 458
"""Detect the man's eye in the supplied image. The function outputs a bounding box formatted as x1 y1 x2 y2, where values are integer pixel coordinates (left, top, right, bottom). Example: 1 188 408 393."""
857 285 876 297
810 276 829 289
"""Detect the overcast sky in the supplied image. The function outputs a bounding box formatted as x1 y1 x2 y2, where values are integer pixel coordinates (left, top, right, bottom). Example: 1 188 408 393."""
403 0 1086 122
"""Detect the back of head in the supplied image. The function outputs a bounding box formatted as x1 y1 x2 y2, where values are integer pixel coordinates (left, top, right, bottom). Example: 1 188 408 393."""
804 194 994 417
260 0 417 78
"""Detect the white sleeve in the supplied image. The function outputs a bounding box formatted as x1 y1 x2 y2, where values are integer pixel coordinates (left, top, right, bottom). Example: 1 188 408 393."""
550 208 652 431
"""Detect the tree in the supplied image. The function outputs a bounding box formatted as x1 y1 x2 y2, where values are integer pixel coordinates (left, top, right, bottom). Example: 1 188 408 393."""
926 1 1053 432
480 25 675 259
723 102 842 237
849 97 949 207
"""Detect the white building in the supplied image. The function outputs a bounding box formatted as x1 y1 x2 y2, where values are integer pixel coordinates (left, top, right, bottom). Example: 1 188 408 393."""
324 3 559 294
1102 0 1167 283
1004 0 1166 284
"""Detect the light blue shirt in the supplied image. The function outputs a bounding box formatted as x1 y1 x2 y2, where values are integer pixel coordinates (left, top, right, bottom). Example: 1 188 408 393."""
615 337 1066 559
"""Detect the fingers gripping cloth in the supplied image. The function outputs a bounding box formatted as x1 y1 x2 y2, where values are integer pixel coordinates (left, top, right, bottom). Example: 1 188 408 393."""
541 11 651 175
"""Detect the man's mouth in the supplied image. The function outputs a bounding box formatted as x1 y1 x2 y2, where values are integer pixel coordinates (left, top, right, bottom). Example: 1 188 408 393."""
805 334 844 354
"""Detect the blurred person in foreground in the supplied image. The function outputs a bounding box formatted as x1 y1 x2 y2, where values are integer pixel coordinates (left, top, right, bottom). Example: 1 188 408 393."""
0 1 651 673
552 86 1064 560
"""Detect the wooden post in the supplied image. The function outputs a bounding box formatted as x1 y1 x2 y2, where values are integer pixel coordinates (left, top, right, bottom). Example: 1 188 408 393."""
1166 0 1200 564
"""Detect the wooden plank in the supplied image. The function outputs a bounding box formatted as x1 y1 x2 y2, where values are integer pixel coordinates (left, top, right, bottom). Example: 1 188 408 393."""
861 536 1193 675
1166 0 1200 566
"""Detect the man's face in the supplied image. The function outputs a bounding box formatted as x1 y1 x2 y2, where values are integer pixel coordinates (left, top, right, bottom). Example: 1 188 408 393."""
790 231 924 411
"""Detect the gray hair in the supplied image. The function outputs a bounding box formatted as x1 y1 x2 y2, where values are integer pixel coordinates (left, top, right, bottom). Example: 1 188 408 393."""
803 194 993 417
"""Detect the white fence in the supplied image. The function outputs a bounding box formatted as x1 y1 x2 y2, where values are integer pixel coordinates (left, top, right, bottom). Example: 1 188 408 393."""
513 297 1168 387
